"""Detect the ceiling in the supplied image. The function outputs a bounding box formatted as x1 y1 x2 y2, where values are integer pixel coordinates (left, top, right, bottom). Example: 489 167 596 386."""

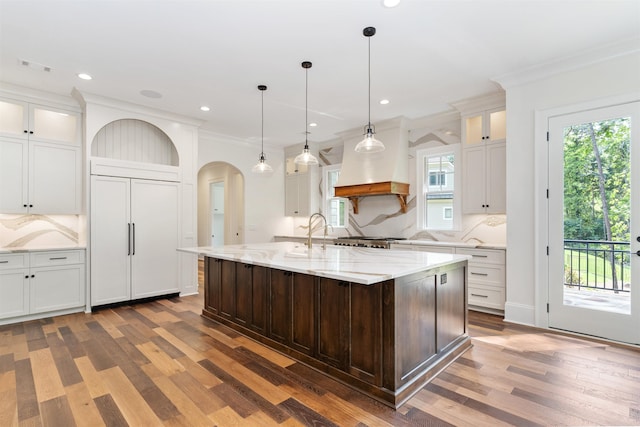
1 0 639 149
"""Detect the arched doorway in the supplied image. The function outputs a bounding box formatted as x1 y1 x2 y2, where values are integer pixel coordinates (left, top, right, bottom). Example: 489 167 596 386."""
197 162 244 247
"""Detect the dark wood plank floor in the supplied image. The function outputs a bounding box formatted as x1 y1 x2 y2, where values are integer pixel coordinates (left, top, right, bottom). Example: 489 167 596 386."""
1 263 639 426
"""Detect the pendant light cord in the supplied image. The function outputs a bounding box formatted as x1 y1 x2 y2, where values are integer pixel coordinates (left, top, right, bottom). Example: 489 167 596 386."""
261 89 264 155
367 34 371 129
305 66 309 146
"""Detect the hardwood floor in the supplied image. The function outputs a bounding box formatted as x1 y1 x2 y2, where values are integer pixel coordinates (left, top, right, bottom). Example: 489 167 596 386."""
1 265 639 426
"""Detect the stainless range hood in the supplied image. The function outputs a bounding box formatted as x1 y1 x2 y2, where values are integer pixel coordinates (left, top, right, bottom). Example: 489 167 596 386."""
334 117 410 213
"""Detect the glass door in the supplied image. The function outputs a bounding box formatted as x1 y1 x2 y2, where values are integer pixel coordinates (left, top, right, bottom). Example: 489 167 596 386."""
548 102 639 344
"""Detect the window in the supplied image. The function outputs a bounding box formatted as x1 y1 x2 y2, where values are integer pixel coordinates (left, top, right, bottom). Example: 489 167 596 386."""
429 171 446 187
323 164 348 228
417 145 460 230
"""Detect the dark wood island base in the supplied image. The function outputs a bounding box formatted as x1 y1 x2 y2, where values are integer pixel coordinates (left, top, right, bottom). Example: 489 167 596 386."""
202 256 471 409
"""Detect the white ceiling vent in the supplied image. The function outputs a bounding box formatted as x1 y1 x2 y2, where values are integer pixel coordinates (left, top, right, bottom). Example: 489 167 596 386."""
19 59 52 72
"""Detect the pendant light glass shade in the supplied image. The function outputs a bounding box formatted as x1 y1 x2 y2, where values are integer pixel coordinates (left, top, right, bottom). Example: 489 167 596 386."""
294 61 319 166
252 85 273 174
355 26 385 154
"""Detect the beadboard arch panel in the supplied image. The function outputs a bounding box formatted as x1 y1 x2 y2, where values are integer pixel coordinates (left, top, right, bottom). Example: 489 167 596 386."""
91 118 179 166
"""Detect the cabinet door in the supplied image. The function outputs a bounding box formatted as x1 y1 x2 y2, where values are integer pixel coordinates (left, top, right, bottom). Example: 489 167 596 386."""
29 140 81 214
250 265 268 334
269 269 291 344
463 113 485 146
234 262 252 326
284 175 299 216
0 99 28 139
90 176 131 306
205 257 221 314
30 105 79 144
436 267 466 352
487 109 506 144
0 137 28 213
30 264 85 313
317 278 348 368
290 273 315 355
485 143 506 213
217 259 236 321
130 179 179 299
462 146 487 214
349 282 382 385
0 269 29 319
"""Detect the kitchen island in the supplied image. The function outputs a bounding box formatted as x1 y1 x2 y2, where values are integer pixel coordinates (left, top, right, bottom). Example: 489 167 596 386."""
179 242 471 408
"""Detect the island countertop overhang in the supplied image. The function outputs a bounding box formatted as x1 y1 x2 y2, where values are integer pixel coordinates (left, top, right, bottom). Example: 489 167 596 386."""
178 241 470 285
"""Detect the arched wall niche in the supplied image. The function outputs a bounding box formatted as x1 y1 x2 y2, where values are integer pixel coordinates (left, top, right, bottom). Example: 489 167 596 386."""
197 161 245 247
91 118 179 166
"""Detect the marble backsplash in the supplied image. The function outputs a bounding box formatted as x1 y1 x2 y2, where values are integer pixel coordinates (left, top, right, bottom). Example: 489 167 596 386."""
0 214 82 249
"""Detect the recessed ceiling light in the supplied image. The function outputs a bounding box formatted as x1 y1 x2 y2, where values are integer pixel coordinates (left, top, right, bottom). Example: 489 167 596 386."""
309 122 317 127
77 73 92 80
382 0 400 8
379 99 390 105
200 106 211 112
140 89 163 99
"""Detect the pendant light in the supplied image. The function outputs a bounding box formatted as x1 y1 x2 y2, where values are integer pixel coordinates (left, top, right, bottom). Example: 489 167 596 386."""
294 61 319 165
355 26 385 153
252 84 273 174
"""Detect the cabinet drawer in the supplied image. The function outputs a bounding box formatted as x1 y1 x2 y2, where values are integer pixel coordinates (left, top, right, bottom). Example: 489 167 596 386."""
30 250 85 267
411 245 455 254
0 253 28 270
468 285 504 310
467 265 504 287
455 248 505 265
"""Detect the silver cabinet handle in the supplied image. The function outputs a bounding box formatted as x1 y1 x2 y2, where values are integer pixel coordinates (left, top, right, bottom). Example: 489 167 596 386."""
0 260 8 264
132 223 136 255
472 254 488 258
471 293 489 298
470 272 489 276
49 257 67 260
128 223 131 256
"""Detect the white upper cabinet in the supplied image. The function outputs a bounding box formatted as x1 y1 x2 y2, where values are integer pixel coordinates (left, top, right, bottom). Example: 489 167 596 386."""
457 95 507 215
463 107 506 146
0 97 82 214
284 153 316 217
0 99 79 144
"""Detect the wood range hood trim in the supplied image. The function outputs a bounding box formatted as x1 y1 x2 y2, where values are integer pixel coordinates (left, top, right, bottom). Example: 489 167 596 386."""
334 181 410 214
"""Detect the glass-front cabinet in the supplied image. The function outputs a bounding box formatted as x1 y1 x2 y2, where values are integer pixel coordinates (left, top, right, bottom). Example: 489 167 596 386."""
463 107 506 146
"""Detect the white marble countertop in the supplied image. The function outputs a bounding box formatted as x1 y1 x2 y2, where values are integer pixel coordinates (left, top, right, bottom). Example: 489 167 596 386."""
392 240 507 250
179 242 470 285
274 235 506 250
0 245 86 254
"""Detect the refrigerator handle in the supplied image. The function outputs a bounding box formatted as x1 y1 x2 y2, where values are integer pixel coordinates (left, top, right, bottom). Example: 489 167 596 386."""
132 223 136 255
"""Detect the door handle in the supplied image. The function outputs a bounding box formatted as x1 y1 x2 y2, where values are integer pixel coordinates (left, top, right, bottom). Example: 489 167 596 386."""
132 223 136 255
128 223 131 255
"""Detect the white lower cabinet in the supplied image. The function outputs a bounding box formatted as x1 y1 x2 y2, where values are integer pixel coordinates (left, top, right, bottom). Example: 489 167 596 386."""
391 243 506 313
0 250 85 324
455 247 506 313
91 175 179 307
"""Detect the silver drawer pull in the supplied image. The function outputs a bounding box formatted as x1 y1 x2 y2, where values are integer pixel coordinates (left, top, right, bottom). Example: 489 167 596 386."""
471 293 489 298
0 260 8 264
472 255 488 258
49 257 67 260
470 272 489 276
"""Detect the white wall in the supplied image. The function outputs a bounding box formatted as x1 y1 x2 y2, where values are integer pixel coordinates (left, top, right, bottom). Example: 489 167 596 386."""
198 131 290 243
501 51 640 326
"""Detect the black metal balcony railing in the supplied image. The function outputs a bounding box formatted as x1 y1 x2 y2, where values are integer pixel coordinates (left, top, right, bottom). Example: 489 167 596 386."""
564 240 631 293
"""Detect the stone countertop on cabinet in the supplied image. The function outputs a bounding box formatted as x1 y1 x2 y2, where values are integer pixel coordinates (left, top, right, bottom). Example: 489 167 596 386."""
393 240 507 250
179 242 470 285
0 245 86 254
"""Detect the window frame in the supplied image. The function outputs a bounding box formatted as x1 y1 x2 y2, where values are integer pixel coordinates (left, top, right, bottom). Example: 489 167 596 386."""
323 163 349 229
416 145 461 231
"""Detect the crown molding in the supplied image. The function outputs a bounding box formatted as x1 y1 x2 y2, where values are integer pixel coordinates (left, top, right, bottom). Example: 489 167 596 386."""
0 81 81 112
72 88 205 127
492 37 640 90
